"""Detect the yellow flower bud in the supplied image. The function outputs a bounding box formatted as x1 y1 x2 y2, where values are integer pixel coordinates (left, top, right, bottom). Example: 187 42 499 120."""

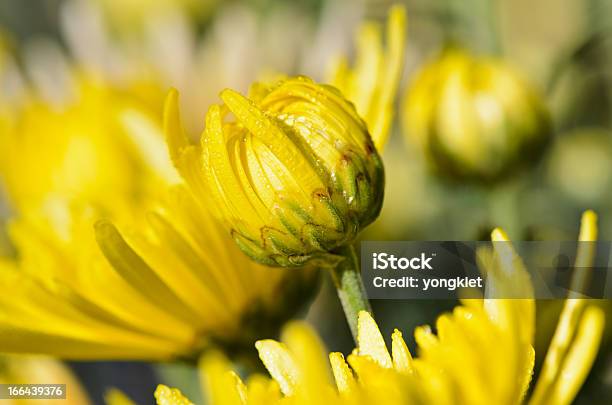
189 76 384 267
403 49 551 182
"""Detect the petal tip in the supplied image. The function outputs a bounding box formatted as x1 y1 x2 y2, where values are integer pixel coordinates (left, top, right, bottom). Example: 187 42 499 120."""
491 227 509 242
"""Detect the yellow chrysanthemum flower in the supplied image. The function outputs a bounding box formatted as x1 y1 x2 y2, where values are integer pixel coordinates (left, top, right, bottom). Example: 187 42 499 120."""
327 5 406 151
0 187 315 360
166 76 384 268
0 76 317 360
403 48 551 182
155 211 604 405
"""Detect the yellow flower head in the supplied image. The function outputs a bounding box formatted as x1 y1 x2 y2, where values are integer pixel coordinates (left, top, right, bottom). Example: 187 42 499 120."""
166 76 384 267
403 48 551 182
156 211 604 405
0 186 317 361
0 76 317 361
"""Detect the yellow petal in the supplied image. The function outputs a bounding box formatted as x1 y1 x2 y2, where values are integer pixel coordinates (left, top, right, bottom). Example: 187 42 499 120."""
229 372 248 404
199 352 246 405
255 339 299 396
221 88 325 194
94 220 201 325
245 374 282 404
201 104 263 232
350 22 382 118
490 227 509 242
282 322 333 391
120 108 180 184
530 211 602 405
105 388 137 405
325 6 407 152
357 311 392 368
552 306 605 403
490 227 528 280
578 210 597 241
368 5 407 151
163 88 190 169
530 306 605 405
414 325 438 351
220 89 299 159
519 346 535 402
326 56 349 93
571 210 598 296
391 329 413 374
487 227 534 345
329 352 355 393
154 385 194 405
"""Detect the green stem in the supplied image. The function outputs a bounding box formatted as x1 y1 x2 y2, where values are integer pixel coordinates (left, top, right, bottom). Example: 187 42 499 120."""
330 244 372 342
487 179 521 238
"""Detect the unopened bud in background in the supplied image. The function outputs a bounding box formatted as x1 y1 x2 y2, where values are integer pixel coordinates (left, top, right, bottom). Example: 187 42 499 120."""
166 76 385 267
403 49 552 182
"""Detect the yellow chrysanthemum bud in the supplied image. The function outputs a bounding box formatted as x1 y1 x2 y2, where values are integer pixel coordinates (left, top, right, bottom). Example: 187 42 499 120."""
403 49 551 182
194 76 384 267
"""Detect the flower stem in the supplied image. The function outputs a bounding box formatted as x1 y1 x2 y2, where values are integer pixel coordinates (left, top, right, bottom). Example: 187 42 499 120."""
330 244 372 342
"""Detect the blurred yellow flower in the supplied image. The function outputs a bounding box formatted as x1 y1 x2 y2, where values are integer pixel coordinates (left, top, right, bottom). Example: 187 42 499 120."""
0 76 317 360
403 48 551 182
0 187 316 360
327 5 406 151
166 76 384 267
0 355 91 405
157 211 604 405
0 76 173 219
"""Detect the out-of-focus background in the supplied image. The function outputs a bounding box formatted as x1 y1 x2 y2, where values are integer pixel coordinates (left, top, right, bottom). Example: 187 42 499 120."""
0 0 611 403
